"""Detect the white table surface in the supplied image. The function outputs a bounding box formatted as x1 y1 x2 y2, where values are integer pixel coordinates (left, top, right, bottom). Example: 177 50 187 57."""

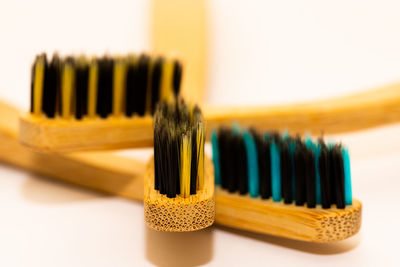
1 1 400 266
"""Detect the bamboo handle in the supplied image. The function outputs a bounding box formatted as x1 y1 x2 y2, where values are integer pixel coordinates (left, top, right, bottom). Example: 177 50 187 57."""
19 114 153 153
215 188 361 242
1 101 145 200
204 82 400 135
151 0 208 103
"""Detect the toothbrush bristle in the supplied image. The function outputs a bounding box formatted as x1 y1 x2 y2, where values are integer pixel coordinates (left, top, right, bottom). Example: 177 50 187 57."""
134 55 150 116
96 57 112 118
172 60 182 97
75 60 89 119
150 58 164 114
212 127 351 209
42 54 59 118
153 101 205 199
30 53 182 119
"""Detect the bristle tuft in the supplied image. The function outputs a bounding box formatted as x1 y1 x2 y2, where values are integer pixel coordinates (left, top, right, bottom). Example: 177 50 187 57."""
153 101 204 198
212 126 353 209
30 53 182 119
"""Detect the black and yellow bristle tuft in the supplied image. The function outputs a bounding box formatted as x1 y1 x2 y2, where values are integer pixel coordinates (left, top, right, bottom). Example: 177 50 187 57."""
153 100 205 198
30 53 182 119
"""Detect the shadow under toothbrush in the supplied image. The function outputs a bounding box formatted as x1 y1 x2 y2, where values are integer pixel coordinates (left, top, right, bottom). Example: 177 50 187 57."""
216 224 361 255
145 224 214 267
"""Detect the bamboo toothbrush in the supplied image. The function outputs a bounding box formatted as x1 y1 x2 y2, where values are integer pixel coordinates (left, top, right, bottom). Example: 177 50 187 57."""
144 101 215 232
20 77 400 153
4 100 360 242
20 52 182 152
211 126 361 242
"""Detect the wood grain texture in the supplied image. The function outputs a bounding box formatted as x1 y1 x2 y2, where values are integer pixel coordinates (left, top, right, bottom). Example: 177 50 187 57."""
151 0 208 103
215 187 362 243
144 156 215 232
19 114 153 153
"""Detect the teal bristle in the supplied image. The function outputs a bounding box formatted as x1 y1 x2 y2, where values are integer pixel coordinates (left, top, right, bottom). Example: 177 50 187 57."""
288 140 297 201
342 147 352 205
305 136 322 205
305 137 321 204
304 136 315 150
282 131 289 141
243 130 259 198
270 140 281 202
211 130 221 186
232 123 241 134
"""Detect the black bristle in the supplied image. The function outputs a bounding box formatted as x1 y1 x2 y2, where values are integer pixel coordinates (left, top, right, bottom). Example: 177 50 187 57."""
166 134 180 198
305 149 316 208
226 131 235 192
294 144 306 206
56 58 63 116
150 58 163 114
172 60 182 97
42 55 59 118
75 62 89 119
175 136 181 195
96 57 113 118
319 143 331 209
333 146 345 209
228 134 240 193
158 127 167 195
154 130 160 191
236 134 248 195
261 140 271 199
328 147 336 206
218 128 231 190
30 58 35 113
190 128 198 195
251 129 270 199
133 55 150 116
280 143 292 204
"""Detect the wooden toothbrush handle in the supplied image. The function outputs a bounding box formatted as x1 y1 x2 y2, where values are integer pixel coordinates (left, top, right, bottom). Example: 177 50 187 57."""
203 82 400 135
0 101 145 201
151 0 208 103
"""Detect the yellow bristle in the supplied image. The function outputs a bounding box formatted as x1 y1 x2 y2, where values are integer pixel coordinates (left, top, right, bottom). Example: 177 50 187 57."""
160 59 174 103
180 133 191 198
196 123 205 190
87 60 98 118
189 104 195 123
33 57 45 116
61 62 75 119
112 59 127 117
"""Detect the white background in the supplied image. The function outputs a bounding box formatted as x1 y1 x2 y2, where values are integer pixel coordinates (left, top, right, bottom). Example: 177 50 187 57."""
0 0 400 266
